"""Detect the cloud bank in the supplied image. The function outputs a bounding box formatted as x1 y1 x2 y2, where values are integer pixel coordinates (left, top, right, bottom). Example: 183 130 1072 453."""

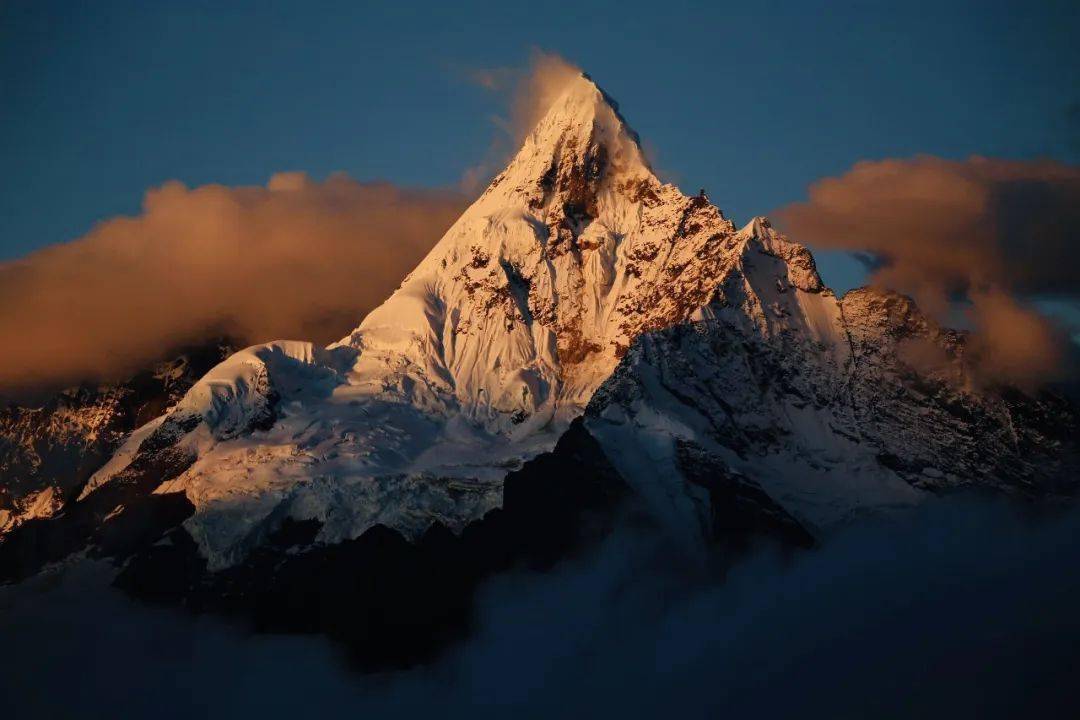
1 53 585 397
0 174 466 397
775 156 1080 385
2 498 1078 718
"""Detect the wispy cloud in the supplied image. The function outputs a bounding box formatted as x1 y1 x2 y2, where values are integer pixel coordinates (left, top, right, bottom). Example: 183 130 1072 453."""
459 49 583 192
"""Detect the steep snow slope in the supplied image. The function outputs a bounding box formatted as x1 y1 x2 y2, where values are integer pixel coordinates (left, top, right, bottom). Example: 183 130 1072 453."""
333 76 739 423
64 73 1077 573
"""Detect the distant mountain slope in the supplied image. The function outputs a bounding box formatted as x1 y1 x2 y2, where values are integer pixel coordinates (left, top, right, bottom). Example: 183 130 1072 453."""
0 341 235 533
584 218 1078 544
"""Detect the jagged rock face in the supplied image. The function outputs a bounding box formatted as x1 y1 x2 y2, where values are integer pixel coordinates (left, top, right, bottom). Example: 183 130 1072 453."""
0 342 234 533
840 289 1078 493
674 439 815 551
585 221 1078 532
8 72 1076 582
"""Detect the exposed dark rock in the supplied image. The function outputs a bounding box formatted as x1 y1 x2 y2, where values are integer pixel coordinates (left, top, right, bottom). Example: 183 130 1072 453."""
0 413 202 583
675 439 815 551
0 340 235 529
114 418 632 671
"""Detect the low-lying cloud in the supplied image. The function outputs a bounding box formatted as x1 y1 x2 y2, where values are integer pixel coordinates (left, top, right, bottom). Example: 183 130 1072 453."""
2 498 1078 717
775 156 1080 385
0 173 466 397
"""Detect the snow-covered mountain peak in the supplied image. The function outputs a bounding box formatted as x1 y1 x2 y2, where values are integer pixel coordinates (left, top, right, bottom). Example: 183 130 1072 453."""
55 69 1076 578
738 215 774 238
735 214 825 293
332 76 740 430
488 72 653 196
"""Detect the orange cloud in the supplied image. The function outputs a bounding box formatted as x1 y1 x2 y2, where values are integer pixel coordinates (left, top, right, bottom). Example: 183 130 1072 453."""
775 156 1080 385
0 173 466 397
965 289 1067 387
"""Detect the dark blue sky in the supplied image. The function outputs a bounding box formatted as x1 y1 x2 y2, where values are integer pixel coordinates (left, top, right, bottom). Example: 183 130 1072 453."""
2 0 1077 262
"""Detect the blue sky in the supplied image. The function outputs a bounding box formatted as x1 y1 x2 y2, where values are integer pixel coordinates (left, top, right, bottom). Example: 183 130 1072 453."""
1 0 1077 267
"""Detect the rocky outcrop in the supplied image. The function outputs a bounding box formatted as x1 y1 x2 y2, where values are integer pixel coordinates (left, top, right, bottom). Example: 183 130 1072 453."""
0 341 234 534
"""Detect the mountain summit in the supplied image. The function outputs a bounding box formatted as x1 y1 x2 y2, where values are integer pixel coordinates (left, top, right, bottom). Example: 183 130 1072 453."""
2 73 1076 645
333 72 738 425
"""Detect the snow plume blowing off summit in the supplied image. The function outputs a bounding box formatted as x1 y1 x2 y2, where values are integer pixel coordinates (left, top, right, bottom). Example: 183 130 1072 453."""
462 51 585 192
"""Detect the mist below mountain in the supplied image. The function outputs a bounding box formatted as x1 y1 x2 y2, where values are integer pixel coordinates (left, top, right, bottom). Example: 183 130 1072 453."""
3 495 1077 718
